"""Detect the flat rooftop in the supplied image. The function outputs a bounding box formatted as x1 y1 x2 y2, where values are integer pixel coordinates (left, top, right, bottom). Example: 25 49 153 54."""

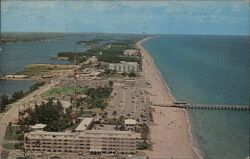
125 119 137 125
25 130 141 139
31 124 46 129
92 124 116 131
75 117 93 131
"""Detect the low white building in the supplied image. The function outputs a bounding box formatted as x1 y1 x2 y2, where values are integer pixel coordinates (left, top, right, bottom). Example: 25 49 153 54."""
108 61 139 73
31 124 46 131
124 49 140 56
124 119 137 131
75 117 94 132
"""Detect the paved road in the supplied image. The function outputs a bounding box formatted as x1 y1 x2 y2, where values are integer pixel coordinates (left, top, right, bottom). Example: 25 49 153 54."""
0 71 71 151
0 123 7 150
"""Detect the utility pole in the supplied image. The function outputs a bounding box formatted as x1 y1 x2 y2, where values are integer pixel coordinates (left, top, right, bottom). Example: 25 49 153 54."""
0 43 4 75
73 43 78 124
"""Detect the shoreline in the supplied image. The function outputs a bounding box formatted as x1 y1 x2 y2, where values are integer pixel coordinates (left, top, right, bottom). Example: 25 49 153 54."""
137 37 202 159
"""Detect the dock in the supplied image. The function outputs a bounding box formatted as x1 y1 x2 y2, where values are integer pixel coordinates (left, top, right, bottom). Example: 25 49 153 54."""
153 102 249 111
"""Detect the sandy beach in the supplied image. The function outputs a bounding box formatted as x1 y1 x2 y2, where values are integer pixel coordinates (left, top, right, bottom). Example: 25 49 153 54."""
137 37 201 159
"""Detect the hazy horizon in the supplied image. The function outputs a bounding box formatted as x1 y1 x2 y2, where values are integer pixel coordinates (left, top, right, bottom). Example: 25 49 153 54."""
1 0 249 36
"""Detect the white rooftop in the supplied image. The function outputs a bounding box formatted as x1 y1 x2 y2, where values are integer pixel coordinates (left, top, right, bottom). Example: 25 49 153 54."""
25 129 141 139
31 124 46 129
125 119 137 125
75 117 93 131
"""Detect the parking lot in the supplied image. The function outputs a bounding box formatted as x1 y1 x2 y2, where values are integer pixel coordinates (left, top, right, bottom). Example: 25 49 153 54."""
107 79 150 125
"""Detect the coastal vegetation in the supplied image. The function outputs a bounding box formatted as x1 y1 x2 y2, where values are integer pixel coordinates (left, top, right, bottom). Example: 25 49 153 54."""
57 52 87 63
76 38 103 45
29 82 46 92
1 32 66 43
97 55 141 63
121 72 137 77
0 95 10 112
0 82 45 112
18 98 72 132
84 86 113 109
56 39 142 64
0 91 25 112
15 64 73 77
42 86 87 98
138 123 150 150
13 99 73 150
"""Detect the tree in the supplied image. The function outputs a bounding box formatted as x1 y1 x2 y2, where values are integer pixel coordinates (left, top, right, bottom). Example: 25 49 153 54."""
19 98 72 132
11 90 24 102
127 113 131 118
84 86 112 109
136 118 140 123
109 80 113 87
138 140 148 150
102 111 108 119
8 122 13 133
104 69 111 74
0 95 9 112
128 72 136 77
112 110 117 118
121 72 127 76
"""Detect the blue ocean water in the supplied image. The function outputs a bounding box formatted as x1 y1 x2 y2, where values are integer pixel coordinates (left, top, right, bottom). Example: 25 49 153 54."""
142 35 250 159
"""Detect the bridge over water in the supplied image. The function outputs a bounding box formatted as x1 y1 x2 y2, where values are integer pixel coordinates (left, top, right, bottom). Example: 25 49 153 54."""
153 102 249 111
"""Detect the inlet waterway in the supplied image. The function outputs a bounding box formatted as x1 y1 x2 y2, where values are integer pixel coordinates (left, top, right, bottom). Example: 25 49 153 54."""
142 35 249 159
0 33 135 96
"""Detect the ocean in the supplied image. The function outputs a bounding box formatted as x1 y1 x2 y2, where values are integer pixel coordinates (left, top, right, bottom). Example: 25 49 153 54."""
142 35 249 159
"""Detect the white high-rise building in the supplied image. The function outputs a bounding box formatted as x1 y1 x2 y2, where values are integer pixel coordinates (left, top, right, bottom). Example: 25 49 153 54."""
108 61 139 73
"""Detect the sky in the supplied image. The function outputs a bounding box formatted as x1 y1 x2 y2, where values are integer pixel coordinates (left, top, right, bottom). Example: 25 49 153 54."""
1 0 250 35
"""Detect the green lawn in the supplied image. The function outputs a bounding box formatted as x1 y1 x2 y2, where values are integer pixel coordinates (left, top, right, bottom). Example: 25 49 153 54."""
79 110 93 117
4 126 18 140
2 143 16 150
100 73 124 79
65 123 79 131
42 86 87 98
16 64 73 77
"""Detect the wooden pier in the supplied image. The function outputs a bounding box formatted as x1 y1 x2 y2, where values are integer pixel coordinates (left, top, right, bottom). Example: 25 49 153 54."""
153 102 249 111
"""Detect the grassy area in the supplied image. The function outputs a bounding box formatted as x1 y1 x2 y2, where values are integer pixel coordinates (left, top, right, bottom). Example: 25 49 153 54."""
4 126 18 140
79 110 93 117
65 123 78 131
42 86 87 98
2 143 16 150
100 73 124 79
16 64 73 77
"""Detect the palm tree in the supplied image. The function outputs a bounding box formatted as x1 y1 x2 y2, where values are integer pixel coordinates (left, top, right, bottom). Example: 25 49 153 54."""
127 113 131 118
112 110 117 118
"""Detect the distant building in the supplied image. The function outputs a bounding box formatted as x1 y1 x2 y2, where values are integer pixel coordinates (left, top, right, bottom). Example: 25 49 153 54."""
88 56 98 63
124 49 140 56
124 119 137 131
24 130 140 155
31 124 46 131
75 117 94 132
108 61 139 73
